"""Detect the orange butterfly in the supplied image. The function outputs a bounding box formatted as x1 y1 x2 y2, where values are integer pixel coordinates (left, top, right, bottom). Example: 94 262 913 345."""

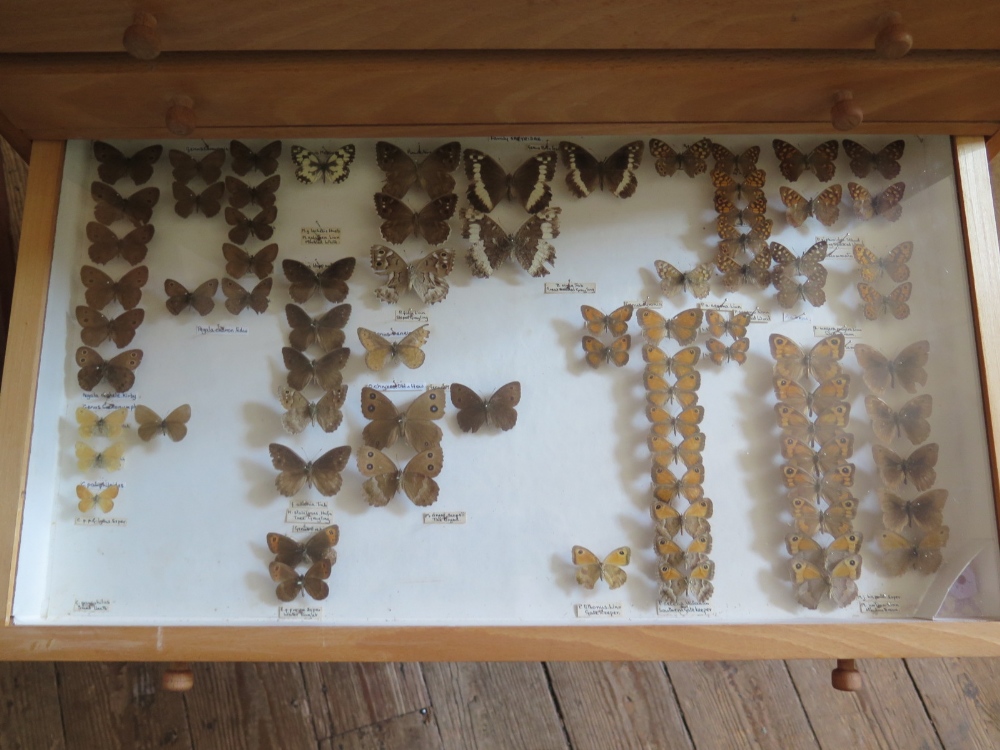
853 241 912 283
636 308 703 345
857 282 911 320
651 463 705 503
581 304 633 337
647 405 705 439
704 337 749 365
642 345 700 377
644 370 701 408
582 334 630 368
648 432 706 469
779 184 842 227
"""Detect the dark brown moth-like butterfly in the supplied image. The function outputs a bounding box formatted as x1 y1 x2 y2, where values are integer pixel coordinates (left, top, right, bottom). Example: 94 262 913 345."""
76 346 142 392
450 381 521 433
712 168 766 206
705 337 750 365
278 385 347 434
169 148 226 184
222 243 278 279
463 207 560 278
267 525 339 567
865 394 932 445
880 488 947 533
269 558 332 602
774 270 827 309
772 139 839 182
269 443 351 497
771 240 828 280
849 181 905 222
463 149 557 213
93 141 162 185
654 261 712 299
648 138 712 178
86 222 154 266
769 333 846 383
282 257 355 304
359 386 446 450
357 445 444 507
872 443 939 491
581 304 633 338
779 185 842 227
376 141 462 199
134 403 191 442
370 245 455 305
559 140 644 198
225 175 280 210
710 143 761 176
358 325 430 371
636 308 703 346
285 303 351 352
843 139 905 180
857 282 912 321
716 248 772 291
374 192 457 245
164 278 218 316
573 546 631 589
172 181 225 218
880 527 949 577
291 144 356 184
91 182 160 226
221 277 272 315
282 346 350 392
76 306 145 348
582 334 630 368
225 205 277 244
80 265 148 310
853 340 929 394
853 241 913 283
230 140 282 177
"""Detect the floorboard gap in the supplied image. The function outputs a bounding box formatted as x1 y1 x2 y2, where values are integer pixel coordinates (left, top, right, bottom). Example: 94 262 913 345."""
541 662 575 750
53 663 70 750
781 660 824 749
180 669 199 750
660 662 696 749
902 659 948 749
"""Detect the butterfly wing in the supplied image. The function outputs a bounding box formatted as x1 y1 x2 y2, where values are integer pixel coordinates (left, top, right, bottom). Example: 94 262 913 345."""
511 208 560 277
401 388 446 450
317 258 356 304
449 382 488 433
357 446 403 506
400 446 444 506
485 381 521 431
560 142 602 198
360 387 404 449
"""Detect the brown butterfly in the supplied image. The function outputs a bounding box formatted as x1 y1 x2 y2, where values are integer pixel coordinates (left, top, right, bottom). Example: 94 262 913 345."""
717 219 772 256
359 387 446 450
356 445 444 507
269 559 332 602
463 149 557 213
282 258 355 304
374 193 456 245
292 144 355 184
222 277 272 315
463 207 560 278
654 261 712 299
873 443 939 491
76 346 142 392
225 175 280 210
785 532 842 564
642 344 701 377
790 553 861 609
376 141 462 200
169 148 226 184
644 370 701 408
282 346 350 392
647 405 704 439
636 308 704 346
164 278 218 316
648 138 712 178
75 441 126 472
652 463 705 503
853 242 912 283
715 209 771 239
358 325 430 371
774 270 827 308
230 140 282 176
710 143 761 176
659 560 715 605
857 282 912 320
648 432 706 469
173 181 224 218
653 497 714 538
705 310 751 340
779 185 842 227
279 385 347 434
370 245 455 305
93 141 162 185
225 205 277 244
76 306 144 348
865 394 932 445
559 141 644 198
269 443 351 497
854 340 929 394
880 527 949 577
712 168 767 206
76 406 128 439
581 304 633 338
790 495 858 538
880 489 947 534
774 375 850 417
80 265 148 310
572 546 631 589
775 402 850 447
770 333 845 382
76 484 119 514
772 139 839 182
705 337 749 365
716 248 772 291
86 223 154 266
223 243 278 280
582 334 630 368
134 403 191 442
91 182 160 226
770 240 828 280
714 192 767 221
781 463 855 505
781 434 854 475
285 303 351 352
655 533 712 567
848 181 905 222
450 381 521 433
843 139 905 180
267 525 339 567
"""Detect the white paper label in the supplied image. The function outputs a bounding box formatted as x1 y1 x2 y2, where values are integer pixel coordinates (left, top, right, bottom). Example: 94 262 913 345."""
625 298 662 309
489 135 544 144
278 605 323 621
856 593 904 616
656 601 713 616
781 311 812 324
81 480 124 490
423 511 466 525
75 517 127 527
544 280 596 294
80 391 138 404
699 300 770 323
817 233 860 259
196 323 249 336
813 324 862 339
366 381 425 392
287 497 330 509
300 226 341 245
575 602 624 618
285 508 334 525
73 599 111 613
290 524 327 534
394 309 429 323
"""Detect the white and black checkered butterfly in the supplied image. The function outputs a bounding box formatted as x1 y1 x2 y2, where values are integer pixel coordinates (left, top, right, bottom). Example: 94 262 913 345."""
291 144 356 185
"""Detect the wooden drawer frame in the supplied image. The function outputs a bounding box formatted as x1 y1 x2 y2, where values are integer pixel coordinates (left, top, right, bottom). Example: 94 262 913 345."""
0 137 998 662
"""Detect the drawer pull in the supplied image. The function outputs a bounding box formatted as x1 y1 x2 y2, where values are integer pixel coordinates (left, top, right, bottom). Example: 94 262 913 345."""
875 11 913 59
831 91 863 132
165 96 196 136
122 11 161 61
832 659 863 692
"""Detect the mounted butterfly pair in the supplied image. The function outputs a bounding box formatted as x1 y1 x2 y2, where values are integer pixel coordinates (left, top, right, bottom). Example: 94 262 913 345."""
790 552 861 609
76 305 144 348
659 558 715 606
91 182 160 227
463 206 561 278
770 241 829 309
655 261 712 300
560 141 644 199
703 310 751 365
580 304 633 369
75 441 125 472
76 484 119 514
93 141 162 186
266 525 339 602
86 223 153 266
652 497 713 539
285 303 351 353
369 245 455 305
655 532 711 568
165 278 218 316
269 443 351 498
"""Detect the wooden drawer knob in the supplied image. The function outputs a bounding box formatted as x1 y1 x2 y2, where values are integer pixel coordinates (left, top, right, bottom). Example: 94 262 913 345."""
122 11 161 61
161 662 194 692
165 96 196 136
875 12 913 59
831 91 863 131
832 659 863 691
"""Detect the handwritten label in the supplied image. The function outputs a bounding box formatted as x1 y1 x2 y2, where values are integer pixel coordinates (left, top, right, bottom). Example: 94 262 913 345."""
857 593 902 615
817 233 859 259
488 135 543 143
813 324 862 339
81 480 124 491
73 599 110 613
575 602 624 618
185 141 217 152
80 391 137 403
527 140 559 151
300 226 341 245
288 497 330 509
781 312 811 324
278 605 322 621
366 381 425 392
394 309 429 323
291 524 327 534
625 298 662 309
285 508 334 525
75 517 127 527
699 300 770 324
544 280 597 294
196 324 248 335
656 601 713 616
423 511 466 525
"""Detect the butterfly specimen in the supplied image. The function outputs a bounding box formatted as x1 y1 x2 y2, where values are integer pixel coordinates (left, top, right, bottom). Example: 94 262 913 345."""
655 533 712 567
278 384 347 434
774 375 850 417
880 527 949 576
717 217 772 256
376 141 462 199
848 181 905 222
169 148 226 184
642 344 700 377
781 434 854 475
358 325 430 371
779 185 842 227
285 303 351 352
853 340 929 394
705 310 751 340
790 553 861 609
712 168 766 206
772 139 839 182
76 347 142 392
716 248 772 291
659 560 715 605
75 407 127 439
225 175 280 210
559 140 644 198
652 497 713 538
269 443 351 497
714 193 767 222
775 403 850 447
705 337 749 365
644 370 701 408
91 183 160 226
463 207 561 278
770 333 846 382
282 258 355 304
648 138 712 178
359 386 446 450
581 304 633 338
223 243 278 280
880 489 948 533
655 262 712 299
710 143 761 176
374 193 457 245
770 240 828 281
230 140 282 176
647 404 705 439
164 278 218 316
76 306 144 348
572 546 631 589
581 334 630 368
857 282 912 321
843 139 905 180
93 141 162 185
370 245 455 305
651 462 705 503
75 441 126 472
463 149 557 213
269 559 332 602
872 443 939 491
173 181 225 218
80 265 148 310
781 463 855 505
356 445 444 507
648 432 706 469
76 484 119 514
291 144 356 184
450 381 521 433
282 346 350 392
774 270 827 308
786 532 863 567
86 223 154 266
134 403 191 442
790 495 858 538
853 242 912 283
637 308 703 346
225 205 277 244
221 277 272 315
267 525 340 567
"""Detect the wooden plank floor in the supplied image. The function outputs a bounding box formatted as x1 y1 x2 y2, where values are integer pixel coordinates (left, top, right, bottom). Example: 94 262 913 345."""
4 145 1000 749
